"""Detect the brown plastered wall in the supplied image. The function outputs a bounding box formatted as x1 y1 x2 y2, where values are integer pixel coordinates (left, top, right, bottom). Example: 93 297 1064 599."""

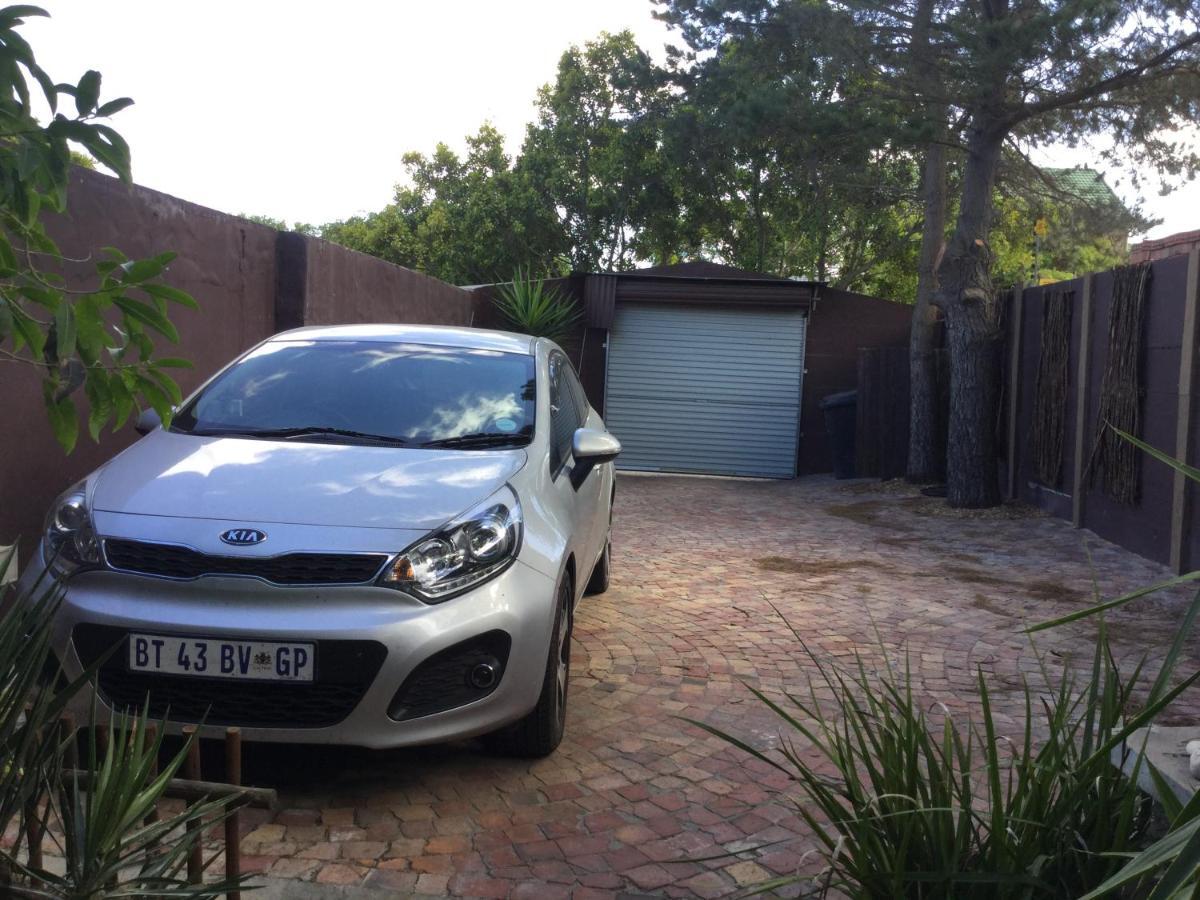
799 288 914 475
0 168 278 556
301 237 474 326
0 167 473 556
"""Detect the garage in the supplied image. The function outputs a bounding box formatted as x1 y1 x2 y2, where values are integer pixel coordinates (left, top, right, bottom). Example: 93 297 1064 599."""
471 261 914 478
604 302 807 478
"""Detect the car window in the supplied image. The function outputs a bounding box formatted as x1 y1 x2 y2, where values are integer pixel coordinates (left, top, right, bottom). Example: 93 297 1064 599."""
562 359 590 422
172 341 536 448
549 352 582 474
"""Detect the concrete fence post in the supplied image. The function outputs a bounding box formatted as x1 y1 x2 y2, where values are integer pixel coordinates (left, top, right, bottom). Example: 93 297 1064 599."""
274 231 308 332
1071 274 1095 528
1005 283 1025 500
1170 248 1200 572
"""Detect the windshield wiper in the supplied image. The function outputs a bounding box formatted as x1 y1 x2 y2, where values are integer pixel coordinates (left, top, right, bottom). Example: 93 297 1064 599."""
188 426 408 445
420 432 530 450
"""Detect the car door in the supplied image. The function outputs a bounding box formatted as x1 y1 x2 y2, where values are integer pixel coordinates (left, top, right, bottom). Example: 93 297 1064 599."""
561 358 609 562
547 351 597 595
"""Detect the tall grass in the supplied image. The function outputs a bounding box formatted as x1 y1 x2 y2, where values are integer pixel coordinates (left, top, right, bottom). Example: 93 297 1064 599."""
0 548 246 897
689 597 1200 898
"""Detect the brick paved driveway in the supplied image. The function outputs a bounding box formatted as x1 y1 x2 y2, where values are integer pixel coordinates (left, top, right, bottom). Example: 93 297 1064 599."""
231 474 1200 898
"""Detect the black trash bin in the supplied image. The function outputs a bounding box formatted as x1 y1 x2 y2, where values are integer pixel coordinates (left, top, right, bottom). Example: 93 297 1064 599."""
820 390 857 479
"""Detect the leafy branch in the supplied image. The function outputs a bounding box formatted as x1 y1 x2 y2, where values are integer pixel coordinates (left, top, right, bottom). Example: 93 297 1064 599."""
0 4 197 451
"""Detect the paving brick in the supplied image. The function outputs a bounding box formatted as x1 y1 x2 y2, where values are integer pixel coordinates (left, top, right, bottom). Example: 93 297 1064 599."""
197 475 1200 897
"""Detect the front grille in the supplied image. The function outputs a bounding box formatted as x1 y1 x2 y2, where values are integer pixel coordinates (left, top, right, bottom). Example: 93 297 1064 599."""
389 631 511 721
104 539 387 585
73 625 387 729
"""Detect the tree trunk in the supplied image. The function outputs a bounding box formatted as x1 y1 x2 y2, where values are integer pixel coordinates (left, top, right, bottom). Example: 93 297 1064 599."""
906 139 947 483
933 124 1006 508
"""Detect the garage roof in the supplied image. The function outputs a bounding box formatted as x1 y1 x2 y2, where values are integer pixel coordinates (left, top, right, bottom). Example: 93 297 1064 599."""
580 262 821 329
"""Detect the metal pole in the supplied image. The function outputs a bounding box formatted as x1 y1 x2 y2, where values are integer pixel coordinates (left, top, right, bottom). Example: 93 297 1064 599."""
224 728 242 900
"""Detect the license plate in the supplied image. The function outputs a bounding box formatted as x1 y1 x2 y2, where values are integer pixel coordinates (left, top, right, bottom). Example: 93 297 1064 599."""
128 633 315 682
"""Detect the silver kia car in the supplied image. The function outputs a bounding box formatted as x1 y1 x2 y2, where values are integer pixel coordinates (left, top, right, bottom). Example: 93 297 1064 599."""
23 325 620 756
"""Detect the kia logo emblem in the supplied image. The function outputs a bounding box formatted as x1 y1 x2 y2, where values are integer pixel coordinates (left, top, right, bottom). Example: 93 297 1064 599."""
220 528 266 546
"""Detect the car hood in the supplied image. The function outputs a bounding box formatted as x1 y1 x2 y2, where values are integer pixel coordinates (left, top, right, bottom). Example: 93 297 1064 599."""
91 430 527 530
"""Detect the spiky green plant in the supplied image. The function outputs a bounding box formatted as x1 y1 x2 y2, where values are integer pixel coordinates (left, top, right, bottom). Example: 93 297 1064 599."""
0 548 247 898
493 269 581 344
687 595 1200 898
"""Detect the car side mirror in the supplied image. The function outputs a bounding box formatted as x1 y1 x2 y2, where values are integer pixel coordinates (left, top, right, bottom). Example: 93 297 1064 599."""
570 428 621 490
134 408 162 436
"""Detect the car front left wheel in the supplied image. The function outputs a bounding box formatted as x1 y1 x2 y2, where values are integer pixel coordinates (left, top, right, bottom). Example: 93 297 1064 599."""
484 577 572 757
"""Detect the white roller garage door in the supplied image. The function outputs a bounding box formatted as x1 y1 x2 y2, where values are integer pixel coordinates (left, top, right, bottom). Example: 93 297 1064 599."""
603 303 806 478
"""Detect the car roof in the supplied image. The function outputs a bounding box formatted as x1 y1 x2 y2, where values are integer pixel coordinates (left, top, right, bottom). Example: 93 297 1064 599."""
269 324 536 355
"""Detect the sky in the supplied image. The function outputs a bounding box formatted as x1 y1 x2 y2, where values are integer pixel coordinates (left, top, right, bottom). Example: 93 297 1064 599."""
25 1 1199 243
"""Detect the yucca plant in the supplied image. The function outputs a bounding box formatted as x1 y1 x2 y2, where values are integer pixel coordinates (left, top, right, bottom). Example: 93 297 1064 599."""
688 595 1200 898
0 548 248 898
493 268 581 344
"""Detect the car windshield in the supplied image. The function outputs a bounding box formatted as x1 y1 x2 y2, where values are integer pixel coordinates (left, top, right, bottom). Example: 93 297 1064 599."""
172 340 536 447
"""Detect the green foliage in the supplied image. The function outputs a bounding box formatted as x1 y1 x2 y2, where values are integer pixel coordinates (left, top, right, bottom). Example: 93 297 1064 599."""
320 123 569 285
238 213 317 235
0 548 246 898
0 6 197 451
690 597 1200 897
493 270 581 344
520 31 679 272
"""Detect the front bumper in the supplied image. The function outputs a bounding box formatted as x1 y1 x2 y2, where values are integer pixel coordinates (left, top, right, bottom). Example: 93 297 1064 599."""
32 555 557 749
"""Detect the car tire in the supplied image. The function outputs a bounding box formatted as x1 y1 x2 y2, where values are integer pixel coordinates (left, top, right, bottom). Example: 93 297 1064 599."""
584 539 611 595
484 577 572 758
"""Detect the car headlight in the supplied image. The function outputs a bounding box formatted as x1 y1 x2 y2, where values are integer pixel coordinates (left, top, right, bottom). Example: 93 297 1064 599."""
43 485 102 576
379 485 522 602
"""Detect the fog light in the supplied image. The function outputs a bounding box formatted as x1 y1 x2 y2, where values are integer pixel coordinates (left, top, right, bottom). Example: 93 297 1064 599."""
468 660 499 690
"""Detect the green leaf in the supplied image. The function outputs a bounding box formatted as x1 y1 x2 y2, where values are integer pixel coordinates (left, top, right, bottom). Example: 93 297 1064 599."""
1027 569 1200 632
140 281 198 309
0 6 50 26
10 305 44 358
53 300 75 360
113 296 179 342
74 69 100 116
119 251 176 284
45 391 78 452
1079 817 1200 898
85 376 112 442
94 96 132 118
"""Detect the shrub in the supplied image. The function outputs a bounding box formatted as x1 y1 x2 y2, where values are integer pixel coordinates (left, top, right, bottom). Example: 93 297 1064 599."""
689 598 1200 898
0 550 244 898
493 269 581 344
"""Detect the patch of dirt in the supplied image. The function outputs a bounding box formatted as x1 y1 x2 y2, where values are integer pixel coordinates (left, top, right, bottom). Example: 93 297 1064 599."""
1026 579 1086 604
970 593 1026 619
840 478 922 496
755 556 865 576
822 501 916 532
941 564 1013 589
945 551 985 565
830 482 1046 525
900 496 1044 521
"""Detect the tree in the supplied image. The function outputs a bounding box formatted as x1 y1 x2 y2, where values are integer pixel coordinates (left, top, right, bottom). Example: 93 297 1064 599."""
320 123 567 284
921 0 1199 507
659 0 1199 507
237 213 317 234
0 5 197 451
656 3 926 287
520 31 678 271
